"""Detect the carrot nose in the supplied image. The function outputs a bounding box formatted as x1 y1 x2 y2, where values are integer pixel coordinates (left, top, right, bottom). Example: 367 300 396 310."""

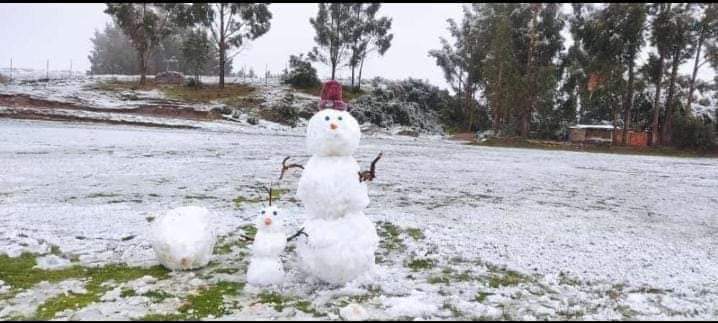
330 123 338 130
264 217 272 226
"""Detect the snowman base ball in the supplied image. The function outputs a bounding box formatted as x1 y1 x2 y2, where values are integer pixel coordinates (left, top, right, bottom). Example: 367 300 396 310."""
247 257 285 286
150 206 216 271
296 212 379 285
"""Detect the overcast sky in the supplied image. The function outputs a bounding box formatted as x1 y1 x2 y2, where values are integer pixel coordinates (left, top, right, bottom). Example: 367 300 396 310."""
0 3 465 89
0 3 714 90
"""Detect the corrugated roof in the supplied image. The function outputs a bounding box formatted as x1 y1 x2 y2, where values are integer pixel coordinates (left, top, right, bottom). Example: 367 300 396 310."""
569 124 618 130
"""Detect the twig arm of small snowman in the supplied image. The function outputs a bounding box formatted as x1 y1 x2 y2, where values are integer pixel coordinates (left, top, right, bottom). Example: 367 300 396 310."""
279 156 304 180
286 227 308 242
358 152 383 182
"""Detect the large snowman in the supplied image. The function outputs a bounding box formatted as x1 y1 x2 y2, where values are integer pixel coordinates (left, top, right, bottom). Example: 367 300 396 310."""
293 107 380 285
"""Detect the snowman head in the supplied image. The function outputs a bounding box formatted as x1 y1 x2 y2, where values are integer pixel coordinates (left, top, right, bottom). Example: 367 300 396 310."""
306 109 360 156
255 205 284 233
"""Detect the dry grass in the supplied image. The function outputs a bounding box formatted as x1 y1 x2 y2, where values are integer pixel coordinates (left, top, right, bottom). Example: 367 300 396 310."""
163 84 255 102
88 79 256 104
473 137 718 158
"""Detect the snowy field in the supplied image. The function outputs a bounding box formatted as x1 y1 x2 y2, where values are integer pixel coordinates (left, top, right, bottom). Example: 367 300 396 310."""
1 117 717 320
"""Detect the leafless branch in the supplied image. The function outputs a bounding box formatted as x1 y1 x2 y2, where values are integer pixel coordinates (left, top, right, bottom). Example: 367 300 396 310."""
358 152 383 182
286 227 307 242
279 156 304 180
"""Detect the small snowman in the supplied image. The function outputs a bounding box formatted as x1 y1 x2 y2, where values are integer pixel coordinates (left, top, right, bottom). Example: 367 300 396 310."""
150 206 216 271
246 188 287 286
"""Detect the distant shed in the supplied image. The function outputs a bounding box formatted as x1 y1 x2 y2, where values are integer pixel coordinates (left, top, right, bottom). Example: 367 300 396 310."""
568 124 649 146
568 125 615 143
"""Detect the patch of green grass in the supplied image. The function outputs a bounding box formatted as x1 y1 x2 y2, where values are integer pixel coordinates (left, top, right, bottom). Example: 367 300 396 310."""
213 232 253 255
211 268 240 275
49 245 62 256
142 290 174 302
0 253 85 290
178 281 244 319
488 270 529 288
184 194 218 200
256 290 294 312
427 275 451 285
33 264 169 320
474 292 494 303
233 188 287 208
120 288 137 298
255 292 326 316
427 268 475 285
294 300 324 317
442 302 464 318
140 313 188 321
405 227 425 240
377 221 405 252
240 224 257 239
406 258 434 272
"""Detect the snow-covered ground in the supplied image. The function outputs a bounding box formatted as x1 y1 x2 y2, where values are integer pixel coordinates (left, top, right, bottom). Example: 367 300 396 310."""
1 118 717 320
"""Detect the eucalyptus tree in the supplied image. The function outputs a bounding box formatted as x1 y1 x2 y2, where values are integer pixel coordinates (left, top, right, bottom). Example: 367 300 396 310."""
346 3 393 90
198 3 272 88
105 3 202 85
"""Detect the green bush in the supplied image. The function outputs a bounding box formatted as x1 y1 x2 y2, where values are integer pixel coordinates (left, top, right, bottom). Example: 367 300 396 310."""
259 93 300 127
671 112 716 150
281 54 320 89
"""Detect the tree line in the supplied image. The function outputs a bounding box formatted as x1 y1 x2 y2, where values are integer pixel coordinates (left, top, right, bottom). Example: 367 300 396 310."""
92 3 716 148
430 3 717 148
94 3 393 91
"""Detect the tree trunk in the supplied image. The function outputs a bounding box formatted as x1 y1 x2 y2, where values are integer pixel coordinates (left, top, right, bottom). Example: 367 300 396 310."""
622 58 635 145
351 65 355 89
492 63 503 133
662 48 681 145
357 54 366 90
138 50 147 86
686 24 705 115
465 87 473 131
521 4 540 138
219 4 226 89
651 54 664 146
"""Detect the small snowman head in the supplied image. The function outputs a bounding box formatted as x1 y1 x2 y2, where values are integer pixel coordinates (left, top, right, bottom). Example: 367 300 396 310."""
306 109 360 157
255 187 284 233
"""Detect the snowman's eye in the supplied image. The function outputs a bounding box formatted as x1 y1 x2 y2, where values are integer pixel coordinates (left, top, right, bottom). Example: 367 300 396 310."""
261 210 266 214
324 116 330 121
273 211 277 216
338 116 343 121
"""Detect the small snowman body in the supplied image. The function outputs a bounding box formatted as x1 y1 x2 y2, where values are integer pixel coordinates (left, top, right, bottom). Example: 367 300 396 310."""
296 109 379 285
246 205 287 286
150 206 216 271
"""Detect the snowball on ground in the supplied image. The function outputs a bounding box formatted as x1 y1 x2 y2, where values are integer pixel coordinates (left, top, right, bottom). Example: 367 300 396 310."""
149 206 216 271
